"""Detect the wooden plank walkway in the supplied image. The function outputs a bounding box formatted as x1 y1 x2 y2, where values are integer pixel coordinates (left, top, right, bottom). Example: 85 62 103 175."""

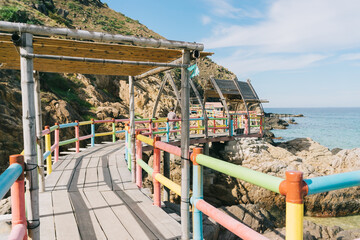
39 142 182 240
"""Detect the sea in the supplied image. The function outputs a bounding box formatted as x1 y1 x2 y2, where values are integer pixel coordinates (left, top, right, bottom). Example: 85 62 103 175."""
266 107 360 229
265 107 360 150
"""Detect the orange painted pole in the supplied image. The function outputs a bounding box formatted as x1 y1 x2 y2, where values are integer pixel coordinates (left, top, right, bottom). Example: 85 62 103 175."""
75 120 80 153
54 123 60 162
279 171 308 240
153 136 161 207
9 154 27 240
136 131 142 188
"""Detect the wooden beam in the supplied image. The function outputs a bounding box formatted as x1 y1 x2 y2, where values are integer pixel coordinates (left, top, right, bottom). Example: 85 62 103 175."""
232 78 250 134
34 71 45 193
0 21 204 50
247 79 265 113
210 77 231 124
167 72 182 111
135 58 182 80
129 76 136 183
180 50 191 240
20 32 40 240
152 75 168 118
134 52 213 80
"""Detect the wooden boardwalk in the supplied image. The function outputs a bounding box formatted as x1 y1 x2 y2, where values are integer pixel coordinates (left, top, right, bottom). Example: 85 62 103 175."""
39 142 182 240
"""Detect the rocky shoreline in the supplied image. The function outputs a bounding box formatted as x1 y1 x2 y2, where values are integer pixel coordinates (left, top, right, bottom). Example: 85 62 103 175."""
146 113 360 239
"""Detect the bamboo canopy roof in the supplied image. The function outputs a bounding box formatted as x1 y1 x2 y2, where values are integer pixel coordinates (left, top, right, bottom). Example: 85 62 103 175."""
0 33 211 76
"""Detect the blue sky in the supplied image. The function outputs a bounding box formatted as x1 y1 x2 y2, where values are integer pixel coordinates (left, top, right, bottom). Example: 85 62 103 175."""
102 0 360 108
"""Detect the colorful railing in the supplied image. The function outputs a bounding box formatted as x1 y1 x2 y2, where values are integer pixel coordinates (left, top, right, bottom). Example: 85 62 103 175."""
123 128 360 239
5 113 360 239
188 147 360 239
0 155 27 240
5 114 263 239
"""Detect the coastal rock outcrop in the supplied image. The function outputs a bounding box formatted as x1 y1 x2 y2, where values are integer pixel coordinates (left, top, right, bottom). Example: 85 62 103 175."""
207 137 360 217
263 220 360 240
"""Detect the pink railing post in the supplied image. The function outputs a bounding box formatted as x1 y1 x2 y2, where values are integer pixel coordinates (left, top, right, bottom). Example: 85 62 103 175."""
75 120 80 153
54 123 60 162
9 154 27 240
244 115 249 135
136 131 142 188
153 136 161 207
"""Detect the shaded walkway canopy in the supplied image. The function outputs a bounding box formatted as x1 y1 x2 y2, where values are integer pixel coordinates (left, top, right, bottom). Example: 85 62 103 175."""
0 21 211 76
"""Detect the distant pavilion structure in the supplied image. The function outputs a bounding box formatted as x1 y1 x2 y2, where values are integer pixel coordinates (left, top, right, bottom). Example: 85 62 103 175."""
204 77 267 134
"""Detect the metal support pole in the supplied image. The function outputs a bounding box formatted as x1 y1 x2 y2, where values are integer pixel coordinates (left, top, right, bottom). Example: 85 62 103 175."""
129 76 136 183
180 50 191 240
33 71 44 193
20 32 40 239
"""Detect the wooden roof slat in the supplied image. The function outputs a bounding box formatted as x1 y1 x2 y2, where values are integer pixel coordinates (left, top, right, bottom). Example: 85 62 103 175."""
0 33 212 75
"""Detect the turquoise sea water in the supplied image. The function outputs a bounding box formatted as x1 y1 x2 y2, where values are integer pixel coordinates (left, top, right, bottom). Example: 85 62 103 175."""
265 107 360 150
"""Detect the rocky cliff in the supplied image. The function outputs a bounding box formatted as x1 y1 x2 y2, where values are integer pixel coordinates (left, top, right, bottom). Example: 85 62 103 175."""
0 0 236 170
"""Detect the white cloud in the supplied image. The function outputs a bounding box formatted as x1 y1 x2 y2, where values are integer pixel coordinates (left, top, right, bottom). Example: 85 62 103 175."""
201 15 212 25
215 53 327 75
205 0 263 19
203 0 360 53
340 53 360 61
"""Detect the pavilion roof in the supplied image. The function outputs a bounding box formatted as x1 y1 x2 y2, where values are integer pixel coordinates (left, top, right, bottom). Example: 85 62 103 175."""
0 33 211 76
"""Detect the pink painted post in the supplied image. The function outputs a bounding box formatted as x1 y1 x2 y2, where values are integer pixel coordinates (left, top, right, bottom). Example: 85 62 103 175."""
152 136 161 207
9 155 27 240
259 115 263 136
136 131 142 188
244 115 249 135
54 123 60 162
234 116 237 131
75 120 80 153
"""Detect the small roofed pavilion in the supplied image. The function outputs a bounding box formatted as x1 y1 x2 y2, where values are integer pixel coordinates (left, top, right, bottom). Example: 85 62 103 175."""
204 77 267 134
0 21 209 240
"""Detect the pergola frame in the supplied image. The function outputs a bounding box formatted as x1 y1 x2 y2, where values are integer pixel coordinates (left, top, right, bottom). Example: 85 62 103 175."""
207 77 266 135
0 21 204 240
